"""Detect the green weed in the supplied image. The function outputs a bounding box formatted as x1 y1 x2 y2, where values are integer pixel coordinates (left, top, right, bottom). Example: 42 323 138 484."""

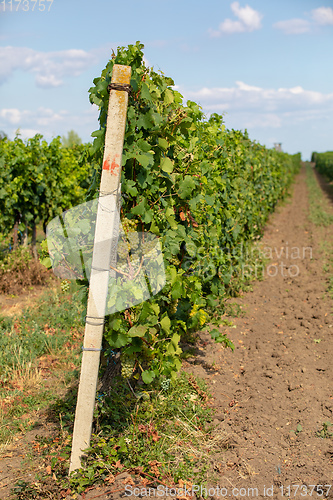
316 421 333 439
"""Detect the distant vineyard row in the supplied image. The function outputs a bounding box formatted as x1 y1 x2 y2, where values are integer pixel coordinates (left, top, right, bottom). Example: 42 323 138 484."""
0 135 95 253
312 151 333 180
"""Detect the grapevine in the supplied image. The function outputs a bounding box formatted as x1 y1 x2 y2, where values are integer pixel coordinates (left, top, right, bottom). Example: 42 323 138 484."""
86 41 301 385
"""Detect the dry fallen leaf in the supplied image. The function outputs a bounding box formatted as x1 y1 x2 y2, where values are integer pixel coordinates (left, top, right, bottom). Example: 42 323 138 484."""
123 476 135 486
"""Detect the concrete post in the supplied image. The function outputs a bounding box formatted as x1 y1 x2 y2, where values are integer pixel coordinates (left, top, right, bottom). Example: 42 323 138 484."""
69 64 131 473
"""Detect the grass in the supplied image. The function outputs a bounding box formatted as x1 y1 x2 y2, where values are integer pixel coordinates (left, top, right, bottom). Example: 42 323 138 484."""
0 283 84 453
305 162 333 308
305 162 333 227
9 372 219 498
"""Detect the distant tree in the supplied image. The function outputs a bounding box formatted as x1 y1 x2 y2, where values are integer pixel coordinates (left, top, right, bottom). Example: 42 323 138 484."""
62 130 82 148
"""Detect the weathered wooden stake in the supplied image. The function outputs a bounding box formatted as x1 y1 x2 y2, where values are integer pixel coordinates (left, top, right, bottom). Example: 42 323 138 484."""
69 64 131 473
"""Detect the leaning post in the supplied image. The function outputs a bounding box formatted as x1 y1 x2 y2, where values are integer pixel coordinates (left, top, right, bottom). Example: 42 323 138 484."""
69 64 131 473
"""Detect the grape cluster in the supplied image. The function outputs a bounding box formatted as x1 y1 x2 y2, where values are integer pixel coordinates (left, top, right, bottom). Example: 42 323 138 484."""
60 279 70 293
169 256 180 266
121 353 136 379
119 218 140 256
169 299 179 315
128 231 139 250
141 240 155 255
117 239 130 260
160 379 171 392
122 217 138 235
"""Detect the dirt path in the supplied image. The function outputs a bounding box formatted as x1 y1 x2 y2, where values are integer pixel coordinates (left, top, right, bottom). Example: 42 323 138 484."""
185 164 333 498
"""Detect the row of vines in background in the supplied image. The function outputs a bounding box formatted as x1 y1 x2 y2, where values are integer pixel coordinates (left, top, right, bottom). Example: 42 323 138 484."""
0 134 95 257
84 41 302 385
312 151 333 181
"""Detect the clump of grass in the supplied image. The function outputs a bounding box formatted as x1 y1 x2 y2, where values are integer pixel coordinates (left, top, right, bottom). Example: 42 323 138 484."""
316 421 333 439
10 372 222 498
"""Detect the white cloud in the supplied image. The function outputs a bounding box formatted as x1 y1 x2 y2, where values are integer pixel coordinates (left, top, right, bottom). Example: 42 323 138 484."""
176 82 333 159
0 46 105 88
178 82 333 128
273 19 311 34
230 1 263 30
0 105 100 142
273 6 333 35
311 6 333 25
209 1 263 36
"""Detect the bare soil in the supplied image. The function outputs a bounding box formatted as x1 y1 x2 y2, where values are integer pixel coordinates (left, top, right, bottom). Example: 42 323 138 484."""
1 164 333 499
0 284 56 317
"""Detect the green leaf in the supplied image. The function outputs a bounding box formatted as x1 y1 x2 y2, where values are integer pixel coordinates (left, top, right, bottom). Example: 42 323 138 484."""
205 195 215 206
143 209 153 224
110 333 128 348
178 175 196 199
160 315 171 334
137 139 152 153
142 370 156 384
137 113 154 130
171 281 183 299
128 325 148 337
166 333 181 355
164 88 174 105
158 138 168 151
111 318 122 331
210 328 221 340
136 153 154 168
124 180 138 197
150 303 160 315
165 206 177 229
118 437 128 453
40 257 52 268
160 157 174 174
140 82 153 103
131 198 146 216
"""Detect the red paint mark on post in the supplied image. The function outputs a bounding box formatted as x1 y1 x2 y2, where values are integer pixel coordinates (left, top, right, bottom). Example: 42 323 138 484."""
110 159 119 175
103 159 110 171
103 156 120 175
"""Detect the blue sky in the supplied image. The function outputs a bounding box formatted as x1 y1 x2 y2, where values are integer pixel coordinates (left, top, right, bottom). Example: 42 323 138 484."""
0 0 332 160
